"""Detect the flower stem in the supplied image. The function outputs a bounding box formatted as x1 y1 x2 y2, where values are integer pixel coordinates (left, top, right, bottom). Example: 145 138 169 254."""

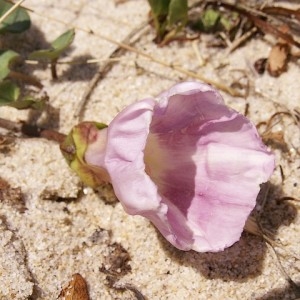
0 117 65 143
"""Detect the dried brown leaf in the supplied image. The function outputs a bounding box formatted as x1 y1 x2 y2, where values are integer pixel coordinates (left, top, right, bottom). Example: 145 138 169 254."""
263 6 300 22
267 43 290 77
58 273 89 300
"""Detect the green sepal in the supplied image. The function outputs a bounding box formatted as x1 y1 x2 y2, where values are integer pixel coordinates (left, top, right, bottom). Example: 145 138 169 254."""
60 121 109 188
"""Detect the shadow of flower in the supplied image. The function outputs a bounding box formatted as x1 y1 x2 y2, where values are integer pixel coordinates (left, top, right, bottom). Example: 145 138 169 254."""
255 280 300 300
157 229 266 281
156 182 298 282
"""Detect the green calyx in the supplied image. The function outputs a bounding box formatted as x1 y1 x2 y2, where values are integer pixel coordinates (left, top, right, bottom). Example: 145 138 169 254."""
60 121 109 188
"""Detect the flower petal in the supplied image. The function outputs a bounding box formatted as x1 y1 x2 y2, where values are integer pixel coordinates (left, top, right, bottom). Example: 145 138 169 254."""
104 82 275 252
144 82 274 251
105 98 163 214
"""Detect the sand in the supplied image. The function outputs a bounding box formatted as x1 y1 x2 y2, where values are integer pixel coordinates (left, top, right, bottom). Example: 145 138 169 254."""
0 1 299 299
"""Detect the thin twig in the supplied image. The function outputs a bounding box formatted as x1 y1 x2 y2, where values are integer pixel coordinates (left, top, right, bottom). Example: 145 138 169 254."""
92 30 242 97
212 0 300 48
0 117 65 143
9 71 43 88
75 21 150 121
29 9 242 102
192 40 205 67
0 117 21 132
266 241 300 295
226 27 258 54
244 216 262 237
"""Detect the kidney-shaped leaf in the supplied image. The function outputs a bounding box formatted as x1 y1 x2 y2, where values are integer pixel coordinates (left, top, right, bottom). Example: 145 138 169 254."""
0 81 46 109
29 28 75 61
9 95 46 110
0 0 31 34
0 81 20 105
0 50 20 80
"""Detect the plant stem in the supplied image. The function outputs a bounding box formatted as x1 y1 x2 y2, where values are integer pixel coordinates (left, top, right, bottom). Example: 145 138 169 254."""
51 59 58 80
0 117 65 143
9 71 43 88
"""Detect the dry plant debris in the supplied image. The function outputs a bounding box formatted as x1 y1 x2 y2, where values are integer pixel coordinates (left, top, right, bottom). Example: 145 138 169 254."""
99 242 146 299
106 276 146 300
267 42 290 77
267 25 291 77
0 0 299 299
258 111 299 154
0 134 15 153
0 177 25 213
58 273 89 300
100 242 132 277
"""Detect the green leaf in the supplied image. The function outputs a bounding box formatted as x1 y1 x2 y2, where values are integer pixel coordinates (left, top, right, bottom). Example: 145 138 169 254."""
0 81 46 109
0 0 31 34
168 0 188 28
147 0 187 42
0 50 20 80
148 0 170 17
10 95 46 110
29 28 75 61
220 12 240 32
51 28 75 52
148 0 170 40
0 81 20 105
195 9 221 33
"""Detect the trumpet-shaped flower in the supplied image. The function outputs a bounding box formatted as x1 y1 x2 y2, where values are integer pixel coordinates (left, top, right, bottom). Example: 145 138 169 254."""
62 82 275 252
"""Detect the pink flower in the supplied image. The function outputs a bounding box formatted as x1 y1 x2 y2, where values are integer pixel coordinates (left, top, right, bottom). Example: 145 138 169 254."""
67 82 275 252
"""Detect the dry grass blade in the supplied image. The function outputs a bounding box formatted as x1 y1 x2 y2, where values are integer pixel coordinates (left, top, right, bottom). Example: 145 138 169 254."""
277 196 300 203
258 111 298 150
249 15 300 48
244 217 277 253
226 27 257 54
266 242 300 298
265 112 297 128
208 0 300 48
75 21 150 120
262 6 300 22
244 216 263 237
28 8 242 101
244 183 276 243
81 28 242 97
